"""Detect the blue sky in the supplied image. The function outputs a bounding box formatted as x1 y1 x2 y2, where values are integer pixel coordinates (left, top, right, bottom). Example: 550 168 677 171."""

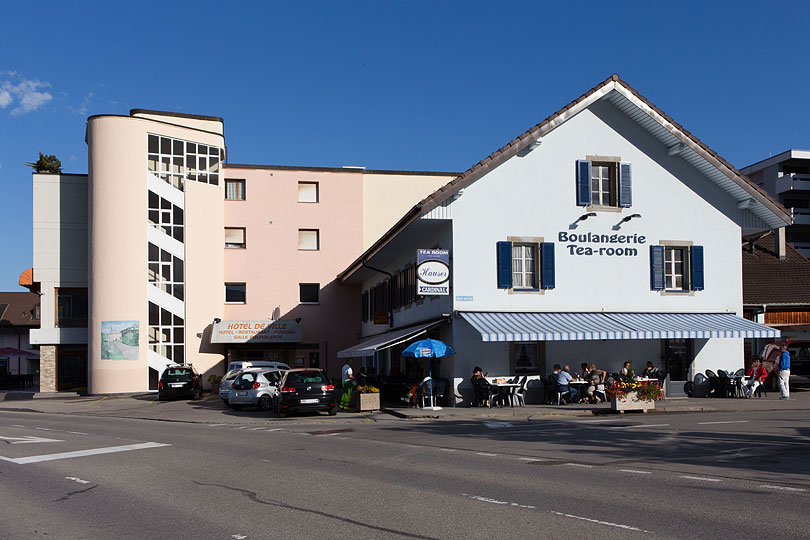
1 0 808 290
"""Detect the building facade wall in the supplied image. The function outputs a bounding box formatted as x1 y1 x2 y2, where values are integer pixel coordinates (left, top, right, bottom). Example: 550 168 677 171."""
87 115 224 393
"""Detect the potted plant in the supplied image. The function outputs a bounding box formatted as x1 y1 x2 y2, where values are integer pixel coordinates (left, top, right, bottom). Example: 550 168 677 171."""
207 374 222 394
353 385 380 411
607 380 663 413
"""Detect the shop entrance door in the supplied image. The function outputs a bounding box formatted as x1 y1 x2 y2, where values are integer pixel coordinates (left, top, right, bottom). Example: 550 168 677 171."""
663 339 692 397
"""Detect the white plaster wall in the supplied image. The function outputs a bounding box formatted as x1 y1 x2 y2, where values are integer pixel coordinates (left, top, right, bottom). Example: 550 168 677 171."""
31 173 88 344
450 106 743 315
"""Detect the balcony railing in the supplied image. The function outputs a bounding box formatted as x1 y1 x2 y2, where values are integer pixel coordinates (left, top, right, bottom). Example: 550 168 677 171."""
776 173 810 194
792 208 810 226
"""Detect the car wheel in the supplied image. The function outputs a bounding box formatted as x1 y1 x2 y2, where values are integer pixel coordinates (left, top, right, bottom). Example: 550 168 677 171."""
221 399 228 406
258 395 272 411
328 406 338 416
229 403 243 411
158 393 166 401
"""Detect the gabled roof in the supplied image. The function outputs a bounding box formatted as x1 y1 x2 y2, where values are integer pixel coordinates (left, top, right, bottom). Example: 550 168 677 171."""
743 234 810 306
339 74 791 282
0 292 39 327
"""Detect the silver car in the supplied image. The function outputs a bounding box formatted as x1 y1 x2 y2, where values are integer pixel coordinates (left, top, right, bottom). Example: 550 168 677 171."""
227 369 284 411
219 368 254 405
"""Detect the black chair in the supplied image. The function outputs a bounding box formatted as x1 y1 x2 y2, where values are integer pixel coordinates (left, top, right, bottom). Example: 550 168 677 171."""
717 370 732 398
705 370 719 397
512 376 528 407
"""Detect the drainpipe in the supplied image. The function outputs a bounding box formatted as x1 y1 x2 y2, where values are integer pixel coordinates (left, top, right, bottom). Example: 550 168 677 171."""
361 259 394 328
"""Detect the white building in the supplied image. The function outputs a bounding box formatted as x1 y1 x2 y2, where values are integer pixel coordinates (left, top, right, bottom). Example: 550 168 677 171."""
741 150 810 258
337 75 789 404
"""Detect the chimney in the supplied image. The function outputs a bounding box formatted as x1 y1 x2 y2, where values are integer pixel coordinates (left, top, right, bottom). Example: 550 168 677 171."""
776 227 787 259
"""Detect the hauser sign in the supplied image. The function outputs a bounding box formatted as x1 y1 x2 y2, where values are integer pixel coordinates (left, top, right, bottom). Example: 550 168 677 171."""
211 320 302 343
417 249 450 295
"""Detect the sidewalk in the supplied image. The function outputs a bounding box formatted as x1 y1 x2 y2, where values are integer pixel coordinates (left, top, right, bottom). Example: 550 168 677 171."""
2 386 807 424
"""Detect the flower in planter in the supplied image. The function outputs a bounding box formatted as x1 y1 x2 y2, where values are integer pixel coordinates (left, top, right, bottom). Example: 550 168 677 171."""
356 385 380 394
607 380 663 401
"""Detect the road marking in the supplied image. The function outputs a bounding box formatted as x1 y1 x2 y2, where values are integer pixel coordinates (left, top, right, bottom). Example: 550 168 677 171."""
484 422 514 428
619 469 652 475
679 475 721 482
697 420 749 425
551 511 652 533
565 463 594 468
0 442 170 465
519 457 548 462
438 448 456 452
0 435 64 444
761 485 806 492
617 423 669 429
461 493 536 509
476 452 496 457
232 535 247 539
65 476 91 484
208 423 228 426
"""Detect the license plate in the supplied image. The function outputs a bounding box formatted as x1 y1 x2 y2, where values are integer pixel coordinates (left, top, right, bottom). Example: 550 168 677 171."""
300 398 319 404
236 391 248 397
170 383 184 388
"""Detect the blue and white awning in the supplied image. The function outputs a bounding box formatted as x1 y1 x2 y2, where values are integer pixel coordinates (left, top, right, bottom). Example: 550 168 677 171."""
459 312 779 342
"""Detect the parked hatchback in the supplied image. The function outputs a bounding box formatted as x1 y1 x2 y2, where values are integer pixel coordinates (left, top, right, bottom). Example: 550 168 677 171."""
219 367 270 405
228 369 284 411
158 364 203 401
275 368 337 417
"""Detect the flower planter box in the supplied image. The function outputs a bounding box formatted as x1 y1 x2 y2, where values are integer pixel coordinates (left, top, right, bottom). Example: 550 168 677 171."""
611 391 655 413
354 392 380 412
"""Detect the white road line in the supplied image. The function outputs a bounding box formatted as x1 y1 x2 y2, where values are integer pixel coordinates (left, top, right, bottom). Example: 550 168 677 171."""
65 476 91 484
679 475 721 482
208 423 228 426
565 463 594 468
697 420 749 425
761 485 806 493
613 423 669 429
0 442 170 465
461 493 536 509
476 452 496 457
575 419 623 424
0 435 64 444
484 422 514 428
551 511 651 533
619 469 652 474
519 457 548 462
438 448 456 452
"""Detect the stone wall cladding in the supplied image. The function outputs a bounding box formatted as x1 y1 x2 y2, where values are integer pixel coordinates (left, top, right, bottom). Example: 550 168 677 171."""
39 345 56 392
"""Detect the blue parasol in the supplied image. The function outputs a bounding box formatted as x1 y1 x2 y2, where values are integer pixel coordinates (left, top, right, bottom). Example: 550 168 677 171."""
401 339 456 409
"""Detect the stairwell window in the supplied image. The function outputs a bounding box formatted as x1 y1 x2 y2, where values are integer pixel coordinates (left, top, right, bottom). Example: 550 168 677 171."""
225 227 246 249
225 179 245 201
225 283 247 304
298 229 319 251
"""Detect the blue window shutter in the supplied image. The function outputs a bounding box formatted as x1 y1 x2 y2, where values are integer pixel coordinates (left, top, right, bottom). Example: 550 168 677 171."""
541 242 555 289
690 245 704 291
497 241 513 289
650 245 665 290
576 160 591 206
619 162 632 207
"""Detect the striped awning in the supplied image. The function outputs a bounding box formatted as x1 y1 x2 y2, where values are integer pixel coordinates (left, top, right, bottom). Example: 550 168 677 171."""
337 320 445 358
459 312 779 342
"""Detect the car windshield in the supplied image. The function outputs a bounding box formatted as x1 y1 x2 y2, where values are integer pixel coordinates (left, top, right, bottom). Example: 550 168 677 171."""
286 371 328 385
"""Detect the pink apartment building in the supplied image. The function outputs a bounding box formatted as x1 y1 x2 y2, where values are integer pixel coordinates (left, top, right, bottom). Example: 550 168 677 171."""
27 110 455 394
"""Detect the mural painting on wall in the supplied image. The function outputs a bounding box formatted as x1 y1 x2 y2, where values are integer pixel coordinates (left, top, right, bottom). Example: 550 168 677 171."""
101 321 139 360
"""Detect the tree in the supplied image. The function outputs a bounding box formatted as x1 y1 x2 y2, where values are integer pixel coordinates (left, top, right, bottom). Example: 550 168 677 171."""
25 152 62 173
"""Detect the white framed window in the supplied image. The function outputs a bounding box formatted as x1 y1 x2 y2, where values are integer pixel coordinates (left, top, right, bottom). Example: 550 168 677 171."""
511 244 538 290
298 182 319 203
590 162 617 207
225 227 246 249
225 283 247 304
299 283 320 303
225 179 245 201
298 229 319 251
664 246 688 291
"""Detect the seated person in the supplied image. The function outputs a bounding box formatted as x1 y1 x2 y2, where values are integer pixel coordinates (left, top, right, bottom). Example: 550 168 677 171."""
583 364 606 404
579 362 590 379
744 359 768 398
356 367 368 387
642 361 660 380
470 366 492 407
556 364 580 404
620 361 634 380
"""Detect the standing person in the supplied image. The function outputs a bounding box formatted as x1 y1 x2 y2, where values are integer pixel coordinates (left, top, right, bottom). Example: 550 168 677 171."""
743 359 768 398
777 343 791 400
340 359 356 410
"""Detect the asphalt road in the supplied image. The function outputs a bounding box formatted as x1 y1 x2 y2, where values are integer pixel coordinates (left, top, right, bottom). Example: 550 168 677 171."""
0 405 808 539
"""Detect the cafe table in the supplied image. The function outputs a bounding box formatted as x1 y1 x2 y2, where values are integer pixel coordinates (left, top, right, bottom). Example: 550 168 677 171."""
488 379 521 407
